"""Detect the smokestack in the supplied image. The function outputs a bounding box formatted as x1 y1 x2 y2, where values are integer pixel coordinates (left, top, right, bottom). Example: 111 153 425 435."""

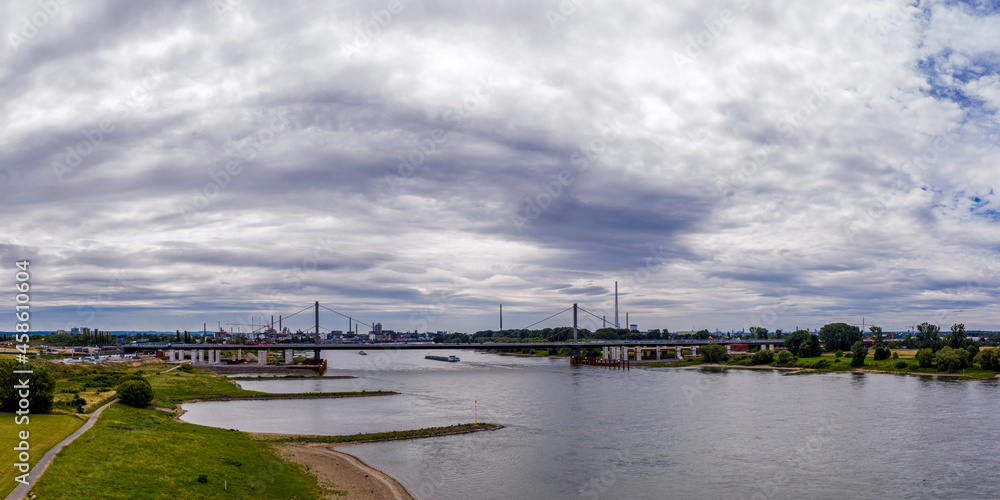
614 281 619 329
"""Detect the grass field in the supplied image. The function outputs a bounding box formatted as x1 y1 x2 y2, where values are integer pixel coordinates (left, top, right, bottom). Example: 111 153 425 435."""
30 404 326 499
145 368 263 409
0 414 86 498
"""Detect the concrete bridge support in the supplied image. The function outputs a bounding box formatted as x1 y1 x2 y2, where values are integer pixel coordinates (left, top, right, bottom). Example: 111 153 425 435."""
258 350 267 365
189 350 195 363
726 344 732 355
691 346 698 357
285 349 293 365
237 349 242 361
656 346 662 360
602 347 609 360
166 349 174 361
766 344 773 351
197 350 204 364
675 346 683 359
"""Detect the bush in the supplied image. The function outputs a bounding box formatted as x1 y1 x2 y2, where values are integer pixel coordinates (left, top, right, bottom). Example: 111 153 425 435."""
844 352 852 358
179 364 194 373
117 380 154 408
966 344 980 361
776 350 795 366
974 348 1000 371
894 360 909 369
750 349 775 365
811 359 831 369
700 344 728 363
197 474 208 484
935 347 969 373
892 352 899 359
915 348 935 368
873 346 890 361
835 350 843 358
850 341 868 367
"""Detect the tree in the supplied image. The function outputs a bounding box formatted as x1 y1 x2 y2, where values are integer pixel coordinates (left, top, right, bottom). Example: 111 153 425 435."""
850 341 868 367
915 322 940 350
693 329 711 340
783 330 812 355
915 348 935 368
974 348 1000 371
749 327 768 340
946 323 967 349
934 347 969 373
646 329 662 340
870 326 884 346
873 345 891 361
117 380 154 408
700 344 728 363
751 349 775 365
0 361 55 414
176 330 181 343
819 323 862 352
774 329 783 339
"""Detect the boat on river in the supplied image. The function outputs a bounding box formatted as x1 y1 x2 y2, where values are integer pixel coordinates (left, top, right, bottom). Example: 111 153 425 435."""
425 354 460 362
359 351 367 355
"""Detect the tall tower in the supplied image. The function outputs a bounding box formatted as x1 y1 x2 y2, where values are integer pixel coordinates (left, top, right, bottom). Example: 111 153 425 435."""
614 281 619 329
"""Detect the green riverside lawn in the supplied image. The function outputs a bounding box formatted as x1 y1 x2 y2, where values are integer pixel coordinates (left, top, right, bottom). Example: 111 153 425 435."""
30 404 326 500
643 350 999 380
0 414 86 498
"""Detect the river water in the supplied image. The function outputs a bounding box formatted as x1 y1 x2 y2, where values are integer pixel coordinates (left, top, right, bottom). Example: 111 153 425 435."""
180 349 1000 499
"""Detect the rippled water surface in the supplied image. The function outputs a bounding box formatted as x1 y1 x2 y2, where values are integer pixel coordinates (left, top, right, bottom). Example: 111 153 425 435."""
180 350 1000 499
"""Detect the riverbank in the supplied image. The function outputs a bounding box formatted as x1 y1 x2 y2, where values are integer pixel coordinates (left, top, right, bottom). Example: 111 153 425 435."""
277 445 413 500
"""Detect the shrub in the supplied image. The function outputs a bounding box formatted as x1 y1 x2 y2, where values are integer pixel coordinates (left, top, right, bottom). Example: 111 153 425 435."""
844 352 852 358
179 364 194 373
891 352 899 359
850 341 868 367
935 347 969 373
117 380 154 408
915 348 935 368
974 348 1000 371
966 344 980 361
197 474 208 483
750 349 775 365
873 346 890 361
835 350 843 358
776 350 795 366
811 359 831 369
893 360 909 369
700 344 728 363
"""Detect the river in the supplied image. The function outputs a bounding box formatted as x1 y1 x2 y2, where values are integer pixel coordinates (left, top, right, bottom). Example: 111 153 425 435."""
179 349 1000 499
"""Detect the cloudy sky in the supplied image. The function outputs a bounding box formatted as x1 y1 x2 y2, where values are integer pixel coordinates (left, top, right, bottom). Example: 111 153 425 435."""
3 0 1000 334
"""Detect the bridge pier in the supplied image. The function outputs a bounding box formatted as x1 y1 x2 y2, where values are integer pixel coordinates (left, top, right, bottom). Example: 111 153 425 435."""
602 347 608 361
285 349 293 365
237 349 242 361
726 344 732 355
656 346 661 360
313 349 321 360
258 350 266 365
691 346 698 357
675 346 682 360
189 350 195 363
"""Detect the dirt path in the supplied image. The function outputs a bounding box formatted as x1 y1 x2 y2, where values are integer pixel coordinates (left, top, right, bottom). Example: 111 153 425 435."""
7 399 118 500
277 444 413 500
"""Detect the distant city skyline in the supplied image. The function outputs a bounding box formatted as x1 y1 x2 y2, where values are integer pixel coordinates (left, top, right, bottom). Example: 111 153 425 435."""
5 1 1000 333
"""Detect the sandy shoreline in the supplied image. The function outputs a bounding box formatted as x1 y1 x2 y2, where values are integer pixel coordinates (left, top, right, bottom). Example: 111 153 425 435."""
277 443 413 500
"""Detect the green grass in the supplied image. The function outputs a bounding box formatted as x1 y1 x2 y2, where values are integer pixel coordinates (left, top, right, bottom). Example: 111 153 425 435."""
253 423 504 445
146 368 263 408
31 404 326 499
0 414 86 498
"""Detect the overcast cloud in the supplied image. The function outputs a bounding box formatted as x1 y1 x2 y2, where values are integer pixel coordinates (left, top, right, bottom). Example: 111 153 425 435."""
3 0 1000 334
